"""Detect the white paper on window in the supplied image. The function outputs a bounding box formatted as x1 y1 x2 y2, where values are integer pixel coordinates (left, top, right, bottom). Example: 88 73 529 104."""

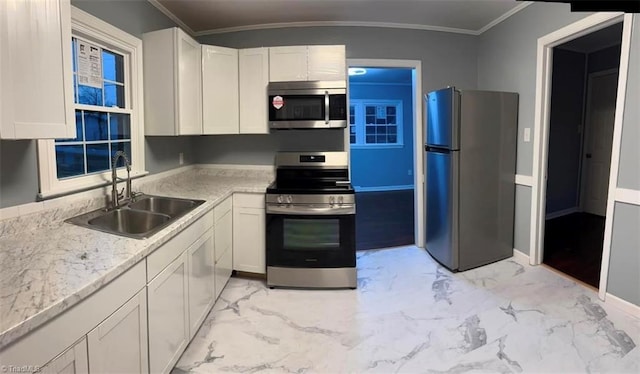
77 40 102 88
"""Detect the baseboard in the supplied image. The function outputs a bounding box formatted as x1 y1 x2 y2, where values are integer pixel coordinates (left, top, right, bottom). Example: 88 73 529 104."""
512 248 530 264
604 292 640 318
354 184 414 192
545 207 580 220
515 174 534 187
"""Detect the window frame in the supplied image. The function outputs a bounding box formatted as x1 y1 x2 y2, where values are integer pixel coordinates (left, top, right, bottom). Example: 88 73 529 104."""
349 99 404 149
37 6 146 199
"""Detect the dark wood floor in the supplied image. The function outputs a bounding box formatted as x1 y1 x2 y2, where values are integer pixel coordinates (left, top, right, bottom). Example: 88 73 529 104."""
356 189 414 250
543 212 605 288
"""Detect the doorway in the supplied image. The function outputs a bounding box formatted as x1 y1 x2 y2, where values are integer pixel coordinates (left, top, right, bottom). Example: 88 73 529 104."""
346 60 422 250
542 23 622 288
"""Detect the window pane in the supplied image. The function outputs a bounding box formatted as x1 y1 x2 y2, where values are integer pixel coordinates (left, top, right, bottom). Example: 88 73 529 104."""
388 126 397 135
84 112 108 141
350 135 356 144
376 126 387 135
386 106 396 115
111 142 132 168
376 135 387 143
388 135 397 143
102 51 124 83
78 85 104 106
56 145 85 178
104 83 125 108
86 144 110 173
366 126 375 135
365 106 375 115
366 135 375 143
56 110 83 142
110 113 131 140
387 115 396 124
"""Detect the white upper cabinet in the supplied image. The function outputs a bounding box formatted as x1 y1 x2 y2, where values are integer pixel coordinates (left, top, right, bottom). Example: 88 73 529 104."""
269 45 346 82
269 46 309 82
202 45 239 134
239 48 269 134
143 27 202 135
0 0 75 139
308 45 346 81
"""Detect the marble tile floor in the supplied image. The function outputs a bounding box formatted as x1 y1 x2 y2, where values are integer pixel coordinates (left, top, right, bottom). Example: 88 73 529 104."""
174 246 639 373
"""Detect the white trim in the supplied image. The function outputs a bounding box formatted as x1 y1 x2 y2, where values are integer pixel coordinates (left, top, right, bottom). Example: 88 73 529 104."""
193 21 479 37
36 6 146 200
346 58 422 248
515 174 534 187
604 292 640 317
512 248 530 264
147 2 532 37
545 207 580 220
530 12 631 303
615 188 640 206
147 0 196 36
354 185 414 193
477 2 534 34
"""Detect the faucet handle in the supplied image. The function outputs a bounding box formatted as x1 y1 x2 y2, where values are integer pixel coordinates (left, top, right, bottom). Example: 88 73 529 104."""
117 187 125 199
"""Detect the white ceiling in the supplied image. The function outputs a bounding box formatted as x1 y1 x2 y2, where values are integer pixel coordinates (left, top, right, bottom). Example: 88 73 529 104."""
150 0 532 36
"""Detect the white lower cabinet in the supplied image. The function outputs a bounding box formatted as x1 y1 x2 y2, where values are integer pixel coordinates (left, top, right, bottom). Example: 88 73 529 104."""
187 228 216 338
214 196 233 299
233 193 266 274
87 289 148 374
38 338 88 374
148 251 190 374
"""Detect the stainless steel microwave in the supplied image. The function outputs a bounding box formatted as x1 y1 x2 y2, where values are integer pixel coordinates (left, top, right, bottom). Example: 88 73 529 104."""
268 80 347 129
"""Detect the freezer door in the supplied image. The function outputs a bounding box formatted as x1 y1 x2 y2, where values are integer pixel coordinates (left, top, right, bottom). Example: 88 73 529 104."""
425 149 459 270
425 87 460 149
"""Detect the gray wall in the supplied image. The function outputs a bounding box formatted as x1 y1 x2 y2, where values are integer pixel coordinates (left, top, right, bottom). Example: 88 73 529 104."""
514 185 532 255
0 0 191 208
608 202 640 306
546 49 586 215
477 3 590 176
196 26 477 165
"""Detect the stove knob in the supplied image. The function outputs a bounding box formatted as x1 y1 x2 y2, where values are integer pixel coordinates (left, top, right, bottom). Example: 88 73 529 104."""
286 195 293 204
329 196 335 206
338 196 344 204
277 195 283 204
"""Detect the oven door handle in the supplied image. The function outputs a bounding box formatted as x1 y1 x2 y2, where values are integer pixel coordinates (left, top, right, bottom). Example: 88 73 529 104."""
266 205 355 215
324 91 330 124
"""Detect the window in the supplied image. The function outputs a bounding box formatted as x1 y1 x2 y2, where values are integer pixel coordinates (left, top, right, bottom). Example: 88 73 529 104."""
349 100 403 147
37 7 145 198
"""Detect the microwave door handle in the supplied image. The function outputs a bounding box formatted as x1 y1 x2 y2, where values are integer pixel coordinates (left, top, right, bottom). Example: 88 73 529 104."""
325 91 330 124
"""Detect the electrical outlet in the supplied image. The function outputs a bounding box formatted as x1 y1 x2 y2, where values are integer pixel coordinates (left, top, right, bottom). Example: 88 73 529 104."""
524 128 531 143
408 169 413 176
179 152 184 165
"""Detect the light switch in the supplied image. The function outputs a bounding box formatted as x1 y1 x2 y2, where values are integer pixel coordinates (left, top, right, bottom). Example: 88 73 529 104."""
524 128 531 143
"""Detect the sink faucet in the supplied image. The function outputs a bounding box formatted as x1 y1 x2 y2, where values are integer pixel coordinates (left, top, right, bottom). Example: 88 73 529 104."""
111 150 131 208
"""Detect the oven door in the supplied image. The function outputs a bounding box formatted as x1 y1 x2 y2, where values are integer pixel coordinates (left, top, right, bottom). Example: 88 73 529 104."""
266 207 355 268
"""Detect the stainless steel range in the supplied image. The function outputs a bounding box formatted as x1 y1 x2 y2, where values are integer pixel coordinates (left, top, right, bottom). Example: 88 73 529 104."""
266 151 356 289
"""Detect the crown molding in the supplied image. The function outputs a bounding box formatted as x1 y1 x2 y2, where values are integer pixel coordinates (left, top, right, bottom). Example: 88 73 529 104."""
147 0 196 36
147 0 534 37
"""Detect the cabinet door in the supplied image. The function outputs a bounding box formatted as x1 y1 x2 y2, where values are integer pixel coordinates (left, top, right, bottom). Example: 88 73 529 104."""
202 45 239 134
307 45 346 81
239 48 269 134
215 244 233 300
0 0 75 139
187 229 215 339
269 46 308 82
232 207 266 274
39 338 88 374
87 289 148 374
176 29 202 135
148 252 189 374
215 207 233 262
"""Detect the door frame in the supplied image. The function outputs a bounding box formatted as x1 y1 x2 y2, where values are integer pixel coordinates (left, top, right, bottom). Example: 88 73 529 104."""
345 59 424 247
578 68 619 214
531 12 633 300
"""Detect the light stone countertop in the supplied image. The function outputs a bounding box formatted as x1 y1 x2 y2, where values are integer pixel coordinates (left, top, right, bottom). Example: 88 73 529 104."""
0 167 272 350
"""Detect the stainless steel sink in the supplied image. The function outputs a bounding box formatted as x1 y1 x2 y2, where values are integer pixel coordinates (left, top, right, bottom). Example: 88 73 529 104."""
127 196 200 218
65 194 205 239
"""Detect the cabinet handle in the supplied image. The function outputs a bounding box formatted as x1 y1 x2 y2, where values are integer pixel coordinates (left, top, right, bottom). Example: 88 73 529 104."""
325 91 330 124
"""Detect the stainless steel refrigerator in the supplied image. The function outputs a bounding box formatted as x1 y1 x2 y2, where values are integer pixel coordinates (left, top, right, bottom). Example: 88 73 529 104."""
425 87 518 271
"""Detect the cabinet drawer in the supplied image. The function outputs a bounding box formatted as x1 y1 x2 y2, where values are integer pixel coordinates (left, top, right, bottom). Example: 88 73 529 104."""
147 210 214 282
214 196 233 221
233 193 265 209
